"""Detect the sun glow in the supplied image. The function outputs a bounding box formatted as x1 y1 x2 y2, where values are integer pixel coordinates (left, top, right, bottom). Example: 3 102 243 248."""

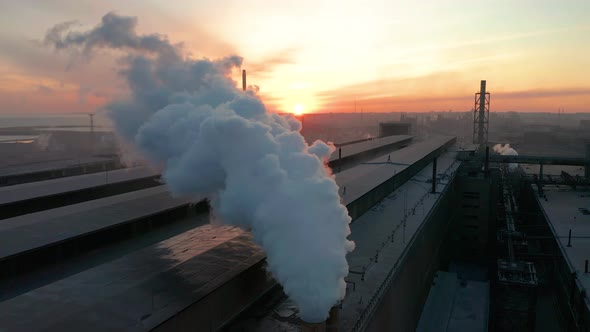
293 103 305 115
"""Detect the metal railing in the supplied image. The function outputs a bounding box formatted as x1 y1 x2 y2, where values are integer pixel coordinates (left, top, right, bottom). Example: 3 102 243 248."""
349 159 460 331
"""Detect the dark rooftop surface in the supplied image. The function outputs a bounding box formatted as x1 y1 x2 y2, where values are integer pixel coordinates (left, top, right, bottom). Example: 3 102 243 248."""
417 271 489 332
0 186 192 262
0 166 157 205
535 185 590 300
328 135 413 162
336 136 455 206
0 157 116 177
0 136 456 332
0 225 264 331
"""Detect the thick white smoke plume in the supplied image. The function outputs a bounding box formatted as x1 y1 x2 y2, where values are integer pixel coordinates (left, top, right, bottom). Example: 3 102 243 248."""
493 143 519 170
46 12 354 322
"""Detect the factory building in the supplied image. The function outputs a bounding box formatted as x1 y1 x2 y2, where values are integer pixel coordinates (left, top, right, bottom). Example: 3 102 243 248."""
378 122 413 137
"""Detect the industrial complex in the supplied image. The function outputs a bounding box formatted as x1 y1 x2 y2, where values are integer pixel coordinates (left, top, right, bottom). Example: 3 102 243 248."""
0 81 589 332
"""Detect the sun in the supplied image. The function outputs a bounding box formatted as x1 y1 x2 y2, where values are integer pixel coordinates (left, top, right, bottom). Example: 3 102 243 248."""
293 103 305 116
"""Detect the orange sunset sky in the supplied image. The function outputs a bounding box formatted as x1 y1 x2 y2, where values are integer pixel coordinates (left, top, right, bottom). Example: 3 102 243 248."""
0 0 589 115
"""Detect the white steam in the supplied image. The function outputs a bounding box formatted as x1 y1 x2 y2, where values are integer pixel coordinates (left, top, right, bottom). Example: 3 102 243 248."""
493 143 519 170
46 12 354 323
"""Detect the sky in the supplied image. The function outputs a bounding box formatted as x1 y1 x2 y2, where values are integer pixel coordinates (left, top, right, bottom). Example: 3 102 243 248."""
0 0 589 115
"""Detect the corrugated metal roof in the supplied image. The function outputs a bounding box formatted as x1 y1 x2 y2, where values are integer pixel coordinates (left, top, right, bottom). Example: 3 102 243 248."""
329 135 413 162
0 135 459 331
0 157 115 177
0 166 158 205
417 271 489 332
336 136 455 206
0 225 264 331
0 186 192 261
536 186 590 298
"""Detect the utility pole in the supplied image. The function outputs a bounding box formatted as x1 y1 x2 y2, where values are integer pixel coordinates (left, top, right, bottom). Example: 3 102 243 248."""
89 113 95 152
88 113 94 133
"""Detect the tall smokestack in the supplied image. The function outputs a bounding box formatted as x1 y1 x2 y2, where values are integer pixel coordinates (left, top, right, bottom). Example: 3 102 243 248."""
478 80 486 145
242 69 246 91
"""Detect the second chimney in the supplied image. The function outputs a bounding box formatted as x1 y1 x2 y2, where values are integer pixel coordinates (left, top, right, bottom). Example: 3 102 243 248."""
326 306 339 332
302 321 325 332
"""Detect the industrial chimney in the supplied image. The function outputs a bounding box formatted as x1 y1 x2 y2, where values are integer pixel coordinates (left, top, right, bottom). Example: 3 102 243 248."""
242 69 246 91
325 306 340 332
302 321 325 332
477 80 486 145
301 305 339 332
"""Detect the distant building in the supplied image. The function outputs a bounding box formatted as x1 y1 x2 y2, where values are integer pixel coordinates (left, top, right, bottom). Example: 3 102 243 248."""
38 130 117 154
379 122 412 137
523 131 564 146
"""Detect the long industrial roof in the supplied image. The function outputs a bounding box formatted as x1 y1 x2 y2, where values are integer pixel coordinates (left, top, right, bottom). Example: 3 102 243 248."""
0 136 453 264
0 186 191 262
339 149 460 331
417 271 489 332
0 136 457 331
535 186 590 299
0 166 158 205
0 156 115 177
329 135 413 162
336 136 455 206
0 225 264 331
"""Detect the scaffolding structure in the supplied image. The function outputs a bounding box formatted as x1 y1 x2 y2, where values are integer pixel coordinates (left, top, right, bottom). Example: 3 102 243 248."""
473 80 490 145
494 168 538 332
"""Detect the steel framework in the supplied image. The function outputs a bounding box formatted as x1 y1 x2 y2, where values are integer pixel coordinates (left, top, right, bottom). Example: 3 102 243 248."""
473 80 490 145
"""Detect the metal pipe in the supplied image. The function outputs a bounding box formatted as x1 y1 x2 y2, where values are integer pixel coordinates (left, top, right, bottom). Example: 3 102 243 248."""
484 146 489 176
338 147 342 172
567 229 572 247
432 157 437 193
570 272 577 305
585 259 588 274
460 154 586 166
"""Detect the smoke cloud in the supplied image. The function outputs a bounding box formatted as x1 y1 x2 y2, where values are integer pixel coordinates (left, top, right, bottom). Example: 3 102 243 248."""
493 143 519 170
46 12 354 323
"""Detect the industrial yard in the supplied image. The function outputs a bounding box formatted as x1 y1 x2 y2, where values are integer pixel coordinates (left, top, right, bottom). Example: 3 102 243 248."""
1 89 589 330
0 75 589 332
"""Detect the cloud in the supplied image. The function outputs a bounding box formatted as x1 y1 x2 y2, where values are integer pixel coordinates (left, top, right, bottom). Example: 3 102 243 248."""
36 84 54 94
494 88 590 99
44 11 181 60
315 70 590 113
245 48 297 75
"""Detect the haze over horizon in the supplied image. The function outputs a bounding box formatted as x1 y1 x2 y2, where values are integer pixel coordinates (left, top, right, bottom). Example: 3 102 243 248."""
1 0 589 115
